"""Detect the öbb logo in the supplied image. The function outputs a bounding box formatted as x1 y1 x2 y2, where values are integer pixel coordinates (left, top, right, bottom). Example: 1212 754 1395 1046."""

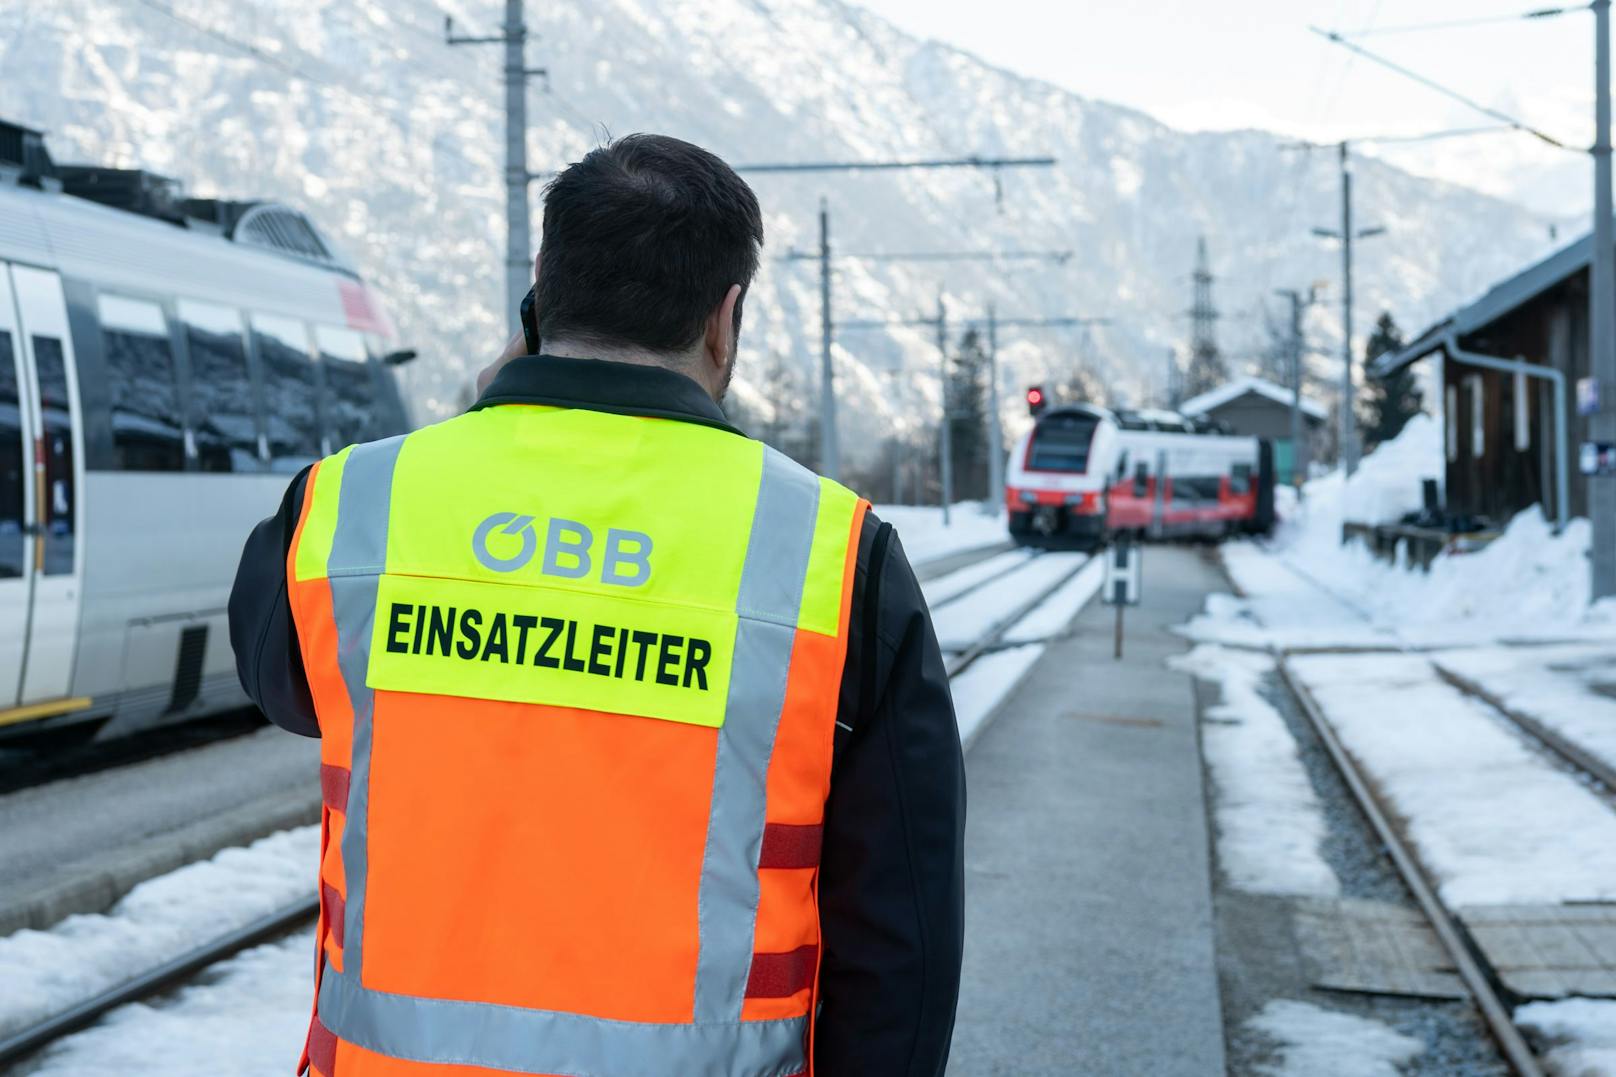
471 512 652 587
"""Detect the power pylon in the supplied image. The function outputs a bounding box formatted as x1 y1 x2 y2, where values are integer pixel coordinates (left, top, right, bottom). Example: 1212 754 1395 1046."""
1186 237 1226 398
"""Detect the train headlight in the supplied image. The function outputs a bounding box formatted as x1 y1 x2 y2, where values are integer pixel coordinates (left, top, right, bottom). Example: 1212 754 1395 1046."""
1064 493 1087 506
1019 490 1038 504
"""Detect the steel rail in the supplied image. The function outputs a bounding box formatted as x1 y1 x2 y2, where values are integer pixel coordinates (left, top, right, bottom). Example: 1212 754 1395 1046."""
1275 660 1545 1076
0 896 318 1068
945 555 1091 679
929 550 1042 611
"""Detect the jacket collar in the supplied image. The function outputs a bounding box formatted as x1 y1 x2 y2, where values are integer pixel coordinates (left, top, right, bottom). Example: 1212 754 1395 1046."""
471 353 744 436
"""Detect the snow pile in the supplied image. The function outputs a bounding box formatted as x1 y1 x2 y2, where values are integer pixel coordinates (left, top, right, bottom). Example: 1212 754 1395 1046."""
1243 414 1616 645
1170 645 1338 897
22 931 314 1077
1246 999 1424 1077
1516 998 1616 1077
0 826 317 1037
877 503 1005 566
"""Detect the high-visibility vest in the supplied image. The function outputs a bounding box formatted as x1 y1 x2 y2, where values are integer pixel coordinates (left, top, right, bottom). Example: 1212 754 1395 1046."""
285 401 867 1077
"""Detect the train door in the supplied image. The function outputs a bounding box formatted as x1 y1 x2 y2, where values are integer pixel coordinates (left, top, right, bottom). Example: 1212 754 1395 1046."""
0 269 30 707
5 265 84 709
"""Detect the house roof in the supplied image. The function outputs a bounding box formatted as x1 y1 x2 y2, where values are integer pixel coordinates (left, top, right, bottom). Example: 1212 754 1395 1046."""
1178 375 1328 422
1373 230 1592 377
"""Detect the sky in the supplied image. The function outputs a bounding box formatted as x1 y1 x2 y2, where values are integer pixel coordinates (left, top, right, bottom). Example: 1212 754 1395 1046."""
856 0 1601 217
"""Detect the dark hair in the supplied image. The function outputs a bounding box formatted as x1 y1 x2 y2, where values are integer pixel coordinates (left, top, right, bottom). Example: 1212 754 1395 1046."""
535 134 764 355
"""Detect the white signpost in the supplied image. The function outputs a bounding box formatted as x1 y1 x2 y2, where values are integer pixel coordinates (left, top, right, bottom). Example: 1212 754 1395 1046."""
1103 536 1142 659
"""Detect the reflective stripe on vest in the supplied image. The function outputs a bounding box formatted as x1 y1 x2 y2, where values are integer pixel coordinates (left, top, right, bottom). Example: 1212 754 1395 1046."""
287 407 864 1077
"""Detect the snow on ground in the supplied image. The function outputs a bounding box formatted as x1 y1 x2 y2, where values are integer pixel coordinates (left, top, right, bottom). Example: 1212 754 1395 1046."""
1246 999 1424 1077
876 502 1006 566
1516 998 1616 1077
921 549 1032 608
930 552 1087 651
1171 644 1338 898
1253 414 1616 647
1002 555 1105 643
17 929 313 1077
0 826 317 1037
1432 644 1616 778
1289 653 1616 906
1185 545 1390 651
949 644 1045 749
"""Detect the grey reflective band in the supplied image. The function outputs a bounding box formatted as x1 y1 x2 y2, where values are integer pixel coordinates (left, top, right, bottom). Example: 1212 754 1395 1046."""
695 447 821 1021
325 434 406 979
320 966 808 1077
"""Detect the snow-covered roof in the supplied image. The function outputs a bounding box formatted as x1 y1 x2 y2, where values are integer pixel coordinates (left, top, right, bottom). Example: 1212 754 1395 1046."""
1374 229 1593 377
1178 376 1327 422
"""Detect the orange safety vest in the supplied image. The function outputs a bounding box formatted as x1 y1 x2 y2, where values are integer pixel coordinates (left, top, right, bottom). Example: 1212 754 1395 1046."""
285 401 866 1077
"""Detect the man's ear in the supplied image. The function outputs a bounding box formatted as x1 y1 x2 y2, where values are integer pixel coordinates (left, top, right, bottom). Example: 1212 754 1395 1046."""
704 284 743 375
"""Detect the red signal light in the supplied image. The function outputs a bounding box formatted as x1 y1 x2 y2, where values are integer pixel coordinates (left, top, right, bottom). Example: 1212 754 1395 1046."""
1026 385 1046 414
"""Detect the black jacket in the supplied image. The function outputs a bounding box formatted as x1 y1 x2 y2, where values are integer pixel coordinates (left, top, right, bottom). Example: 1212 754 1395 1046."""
228 355 965 1075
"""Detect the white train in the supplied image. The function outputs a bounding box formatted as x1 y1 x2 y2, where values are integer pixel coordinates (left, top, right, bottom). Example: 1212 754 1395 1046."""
1006 405 1276 548
0 119 411 741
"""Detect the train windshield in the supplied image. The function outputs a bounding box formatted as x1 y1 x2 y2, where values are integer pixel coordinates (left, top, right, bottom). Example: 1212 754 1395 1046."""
1027 413 1098 472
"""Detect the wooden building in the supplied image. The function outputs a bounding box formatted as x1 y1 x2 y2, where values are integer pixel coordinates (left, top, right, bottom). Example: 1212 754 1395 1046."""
1377 234 1595 526
1178 375 1326 482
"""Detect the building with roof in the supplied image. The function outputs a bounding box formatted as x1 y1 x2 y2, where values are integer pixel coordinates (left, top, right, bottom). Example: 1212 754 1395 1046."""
1375 233 1593 528
1178 375 1327 483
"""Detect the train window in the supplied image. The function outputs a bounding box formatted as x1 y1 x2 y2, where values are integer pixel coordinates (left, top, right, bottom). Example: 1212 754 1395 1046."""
32 336 76 576
0 331 22 579
1231 463 1252 495
1027 413 1098 471
97 295 186 472
180 301 259 471
252 314 321 470
316 326 381 449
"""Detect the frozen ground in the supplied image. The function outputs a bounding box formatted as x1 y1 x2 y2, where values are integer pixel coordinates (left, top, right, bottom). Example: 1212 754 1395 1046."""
1433 644 1616 778
930 552 1087 650
1516 998 1616 1077
0 826 317 1038
1246 999 1425 1077
16 929 312 1077
1171 644 1337 897
1290 652 1616 907
921 548 1032 607
875 502 1006 565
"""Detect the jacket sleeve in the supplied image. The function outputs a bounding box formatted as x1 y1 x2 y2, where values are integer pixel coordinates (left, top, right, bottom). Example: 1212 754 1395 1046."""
227 466 320 738
815 514 966 1076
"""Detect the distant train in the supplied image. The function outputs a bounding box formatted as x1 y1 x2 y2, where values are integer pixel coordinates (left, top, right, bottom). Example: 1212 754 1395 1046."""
1006 404 1276 548
0 118 411 741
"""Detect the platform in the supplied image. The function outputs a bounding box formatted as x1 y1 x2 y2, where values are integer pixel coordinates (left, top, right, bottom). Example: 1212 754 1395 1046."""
948 545 1226 1076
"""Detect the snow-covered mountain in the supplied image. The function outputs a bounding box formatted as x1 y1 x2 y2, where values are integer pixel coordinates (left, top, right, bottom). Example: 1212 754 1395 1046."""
0 0 1565 468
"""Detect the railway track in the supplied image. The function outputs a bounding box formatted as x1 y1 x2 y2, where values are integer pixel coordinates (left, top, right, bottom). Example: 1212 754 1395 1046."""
2 540 1094 1068
1246 549 1616 1076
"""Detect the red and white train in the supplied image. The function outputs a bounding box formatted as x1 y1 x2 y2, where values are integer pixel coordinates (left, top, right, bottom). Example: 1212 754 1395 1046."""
1005 405 1276 548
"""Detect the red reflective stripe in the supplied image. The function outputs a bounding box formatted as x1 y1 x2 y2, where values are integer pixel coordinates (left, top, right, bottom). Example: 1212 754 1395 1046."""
321 765 350 812
758 823 822 869
323 883 345 949
306 1015 337 1076
745 944 818 998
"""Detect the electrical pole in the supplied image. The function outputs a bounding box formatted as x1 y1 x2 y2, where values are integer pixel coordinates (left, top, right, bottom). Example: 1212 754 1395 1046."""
1275 286 1318 487
937 293 953 526
447 2 547 330
986 303 1004 514
817 199 838 480
1339 143 1358 475
1187 237 1224 398
1310 143 1384 475
1595 0 1616 599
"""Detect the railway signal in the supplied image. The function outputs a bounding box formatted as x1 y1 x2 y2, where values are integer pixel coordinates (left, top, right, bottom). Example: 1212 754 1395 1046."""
1026 385 1047 415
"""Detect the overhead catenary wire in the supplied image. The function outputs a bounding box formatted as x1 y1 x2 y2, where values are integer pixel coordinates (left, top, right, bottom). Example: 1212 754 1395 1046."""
1309 26 1579 150
1335 5 1586 38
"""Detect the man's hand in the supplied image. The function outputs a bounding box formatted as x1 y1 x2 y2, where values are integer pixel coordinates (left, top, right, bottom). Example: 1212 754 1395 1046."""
477 328 528 397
